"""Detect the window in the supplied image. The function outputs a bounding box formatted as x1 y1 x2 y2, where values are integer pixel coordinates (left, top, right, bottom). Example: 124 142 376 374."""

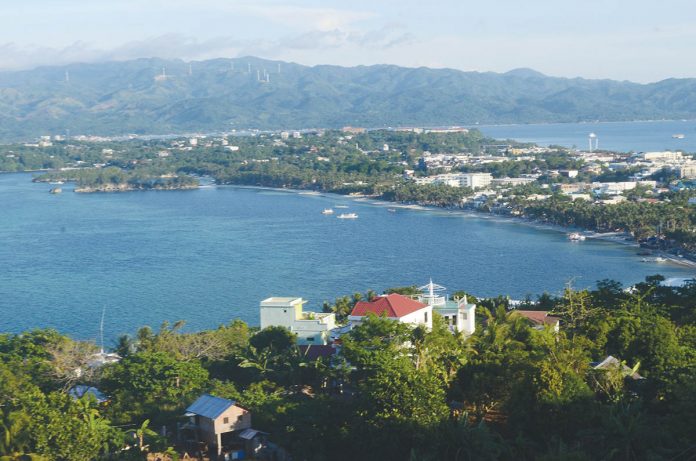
306 336 315 342
237 415 244 422
424 312 428 323
223 417 229 424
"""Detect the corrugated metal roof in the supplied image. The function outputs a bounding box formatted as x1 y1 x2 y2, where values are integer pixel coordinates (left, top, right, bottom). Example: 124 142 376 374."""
238 428 268 440
186 394 235 420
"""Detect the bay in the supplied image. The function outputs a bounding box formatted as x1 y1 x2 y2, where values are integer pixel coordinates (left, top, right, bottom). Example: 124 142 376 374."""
1 172 694 342
479 120 696 153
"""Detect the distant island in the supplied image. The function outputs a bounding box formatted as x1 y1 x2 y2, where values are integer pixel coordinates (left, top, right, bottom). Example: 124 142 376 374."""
1 57 696 141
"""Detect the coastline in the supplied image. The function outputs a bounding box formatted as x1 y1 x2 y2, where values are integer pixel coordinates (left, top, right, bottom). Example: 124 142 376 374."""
223 184 696 272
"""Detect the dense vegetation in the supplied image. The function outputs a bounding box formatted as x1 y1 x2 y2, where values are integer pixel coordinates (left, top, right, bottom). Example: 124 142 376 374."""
1 276 694 460
4 57 696 140
518 194 696 251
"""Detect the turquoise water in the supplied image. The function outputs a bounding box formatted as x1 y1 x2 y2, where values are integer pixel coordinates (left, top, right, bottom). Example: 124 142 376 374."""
1 172 694 342
479 120 696 153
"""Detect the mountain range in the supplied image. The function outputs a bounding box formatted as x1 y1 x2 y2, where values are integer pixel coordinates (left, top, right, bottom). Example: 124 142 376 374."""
1 56 696 142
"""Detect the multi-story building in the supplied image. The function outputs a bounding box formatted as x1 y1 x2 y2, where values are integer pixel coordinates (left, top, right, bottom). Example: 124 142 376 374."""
259 297 336 345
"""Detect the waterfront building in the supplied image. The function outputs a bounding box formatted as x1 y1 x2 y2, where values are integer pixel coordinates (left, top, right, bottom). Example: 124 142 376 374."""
414 172 492 189
347 280 476 336
349 293 433 329
259 297 336 345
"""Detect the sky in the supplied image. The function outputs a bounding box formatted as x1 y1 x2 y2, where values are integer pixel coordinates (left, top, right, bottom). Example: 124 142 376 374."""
1 0 695 82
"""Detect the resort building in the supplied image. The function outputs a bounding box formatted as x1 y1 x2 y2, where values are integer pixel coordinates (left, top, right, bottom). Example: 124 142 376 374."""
348 293 433 329
347 280 476 336
259 297 336 345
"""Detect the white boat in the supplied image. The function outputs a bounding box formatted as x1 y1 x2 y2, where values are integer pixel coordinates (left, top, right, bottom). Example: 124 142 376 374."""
387 208 397 213
49 187 62 194
672 134 685 139
335 205 349 209
321 208 334 215
568 232 585 241
337 213 358 219
49 181 64 185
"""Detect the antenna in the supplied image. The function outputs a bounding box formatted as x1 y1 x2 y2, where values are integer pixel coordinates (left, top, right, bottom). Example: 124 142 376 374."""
99 306 106 355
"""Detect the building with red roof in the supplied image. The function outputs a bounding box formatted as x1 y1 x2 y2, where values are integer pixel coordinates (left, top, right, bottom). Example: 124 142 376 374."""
513 310 561 332
349 293 432 329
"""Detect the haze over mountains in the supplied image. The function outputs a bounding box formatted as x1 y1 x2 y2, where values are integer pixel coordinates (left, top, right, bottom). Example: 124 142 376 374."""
1 56 696 142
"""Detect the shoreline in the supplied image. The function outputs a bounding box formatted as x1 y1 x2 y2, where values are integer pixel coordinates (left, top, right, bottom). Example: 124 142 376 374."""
12 171 696 272
223 184 696 272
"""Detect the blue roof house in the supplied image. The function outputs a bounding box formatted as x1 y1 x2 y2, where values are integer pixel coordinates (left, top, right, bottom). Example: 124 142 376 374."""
184 394 253 458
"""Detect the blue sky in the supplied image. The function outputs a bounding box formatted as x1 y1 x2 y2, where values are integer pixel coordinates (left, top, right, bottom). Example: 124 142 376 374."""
1 0 695 82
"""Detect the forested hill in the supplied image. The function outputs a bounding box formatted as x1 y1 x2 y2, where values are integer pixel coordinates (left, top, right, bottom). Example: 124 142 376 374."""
2 56 696 141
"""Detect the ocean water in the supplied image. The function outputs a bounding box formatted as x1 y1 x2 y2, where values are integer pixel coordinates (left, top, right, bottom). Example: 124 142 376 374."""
1 172 693 342
479 120 696 153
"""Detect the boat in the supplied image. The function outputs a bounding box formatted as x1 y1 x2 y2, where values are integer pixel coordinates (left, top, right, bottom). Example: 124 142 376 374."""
321 208 334 215
337 213 358 219
641 256 667 263
49 187 62 194
335 205 349 209
49 181 64 185
568 232 586 241
672 134 685 139
387 208 397 213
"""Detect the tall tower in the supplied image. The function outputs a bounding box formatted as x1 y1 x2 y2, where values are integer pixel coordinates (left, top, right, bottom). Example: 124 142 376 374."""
588 133 598 152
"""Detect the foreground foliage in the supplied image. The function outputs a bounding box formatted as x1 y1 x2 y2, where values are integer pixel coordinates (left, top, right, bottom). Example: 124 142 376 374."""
0 276 694 460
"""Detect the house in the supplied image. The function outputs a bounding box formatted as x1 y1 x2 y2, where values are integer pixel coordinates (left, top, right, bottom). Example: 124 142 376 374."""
349 293 433 329
182 394 266 459
260 297 336 345
346 280 476 335
513 310 561 332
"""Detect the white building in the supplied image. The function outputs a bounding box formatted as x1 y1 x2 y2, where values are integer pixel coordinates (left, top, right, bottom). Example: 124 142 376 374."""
347 280 476 336
259 297 336 345
416 280 476 335
639 151 683 161
415 172 492 189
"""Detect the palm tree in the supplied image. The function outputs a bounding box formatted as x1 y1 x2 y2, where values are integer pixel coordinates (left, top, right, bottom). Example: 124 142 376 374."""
127 419 158 452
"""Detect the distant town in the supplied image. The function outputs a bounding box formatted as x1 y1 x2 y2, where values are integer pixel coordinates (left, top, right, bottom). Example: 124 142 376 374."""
3 125 695 264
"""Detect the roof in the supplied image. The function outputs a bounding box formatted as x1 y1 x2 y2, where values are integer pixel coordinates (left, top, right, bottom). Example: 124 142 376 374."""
186 394 235 420
238 428 269 440
299 344 337 360
514 310 561 326
69 385 108 403
592 355 643 379
351 293 428 318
